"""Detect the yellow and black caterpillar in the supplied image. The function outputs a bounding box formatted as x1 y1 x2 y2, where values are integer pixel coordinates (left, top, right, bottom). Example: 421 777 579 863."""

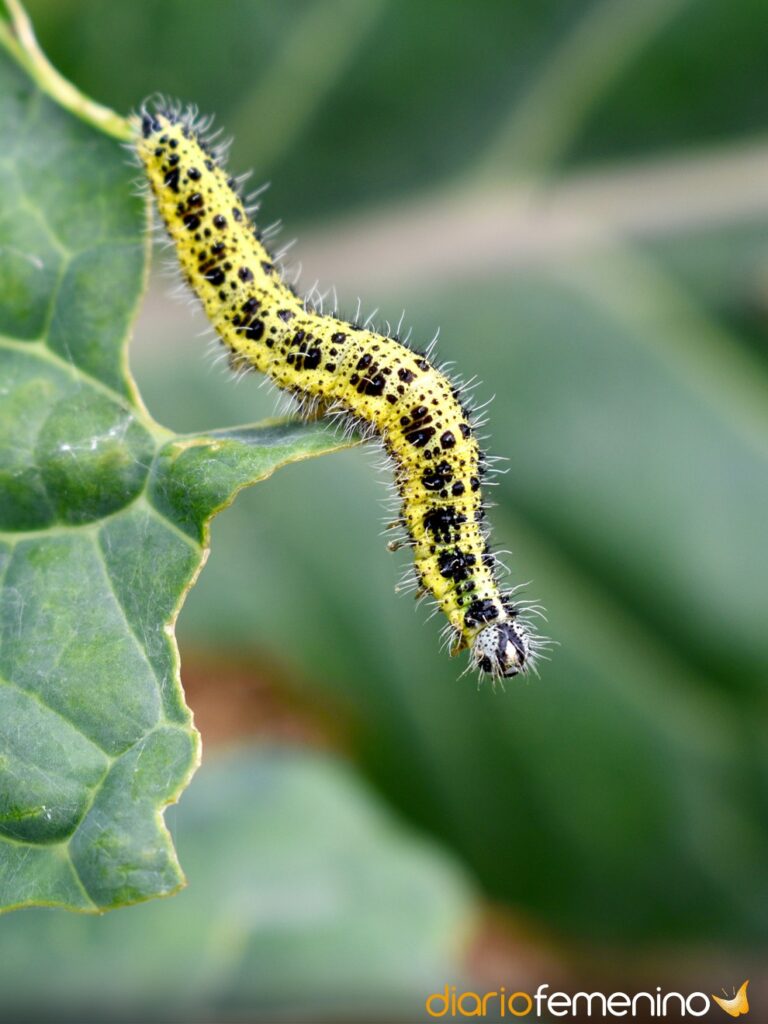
136 102 546 680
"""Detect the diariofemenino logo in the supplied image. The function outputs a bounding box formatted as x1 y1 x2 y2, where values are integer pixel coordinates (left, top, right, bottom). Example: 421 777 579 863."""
425 980 749 1018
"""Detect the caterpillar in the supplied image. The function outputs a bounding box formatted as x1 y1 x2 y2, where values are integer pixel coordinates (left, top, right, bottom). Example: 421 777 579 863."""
135 101 547 681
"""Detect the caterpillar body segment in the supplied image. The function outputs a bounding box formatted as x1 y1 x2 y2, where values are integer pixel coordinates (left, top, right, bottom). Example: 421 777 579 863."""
136 103 545 680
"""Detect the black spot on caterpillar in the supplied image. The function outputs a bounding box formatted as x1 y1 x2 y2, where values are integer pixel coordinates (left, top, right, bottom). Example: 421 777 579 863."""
135 100 549 681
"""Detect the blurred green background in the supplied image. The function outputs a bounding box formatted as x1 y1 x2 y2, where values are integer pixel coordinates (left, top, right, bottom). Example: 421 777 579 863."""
4 0 768 1020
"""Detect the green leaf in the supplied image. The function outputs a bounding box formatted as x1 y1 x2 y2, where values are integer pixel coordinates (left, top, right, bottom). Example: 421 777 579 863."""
0 22 347 911
0 747 476 1020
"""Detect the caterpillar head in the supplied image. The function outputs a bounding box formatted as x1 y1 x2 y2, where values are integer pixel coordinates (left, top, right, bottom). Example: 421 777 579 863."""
471 620 529 679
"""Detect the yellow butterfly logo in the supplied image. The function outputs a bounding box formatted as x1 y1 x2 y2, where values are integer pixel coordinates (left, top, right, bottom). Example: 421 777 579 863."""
712 980 749 1018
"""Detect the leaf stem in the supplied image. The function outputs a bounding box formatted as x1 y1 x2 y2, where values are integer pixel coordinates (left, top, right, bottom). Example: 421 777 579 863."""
0 0 133 141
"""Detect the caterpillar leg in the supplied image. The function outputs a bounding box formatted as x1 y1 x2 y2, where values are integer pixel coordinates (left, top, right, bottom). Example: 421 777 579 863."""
449 634 467 657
